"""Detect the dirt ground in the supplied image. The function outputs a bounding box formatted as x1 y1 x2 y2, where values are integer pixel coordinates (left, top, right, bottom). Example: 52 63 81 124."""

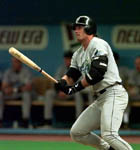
0 134 139 144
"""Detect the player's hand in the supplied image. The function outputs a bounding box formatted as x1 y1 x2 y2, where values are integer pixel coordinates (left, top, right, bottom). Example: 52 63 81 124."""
55 80 85 95
54 79 74 95
54 79 67 91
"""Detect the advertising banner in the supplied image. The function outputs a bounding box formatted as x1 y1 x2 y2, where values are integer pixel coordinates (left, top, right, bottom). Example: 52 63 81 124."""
112 25 140 49
0 26 48 50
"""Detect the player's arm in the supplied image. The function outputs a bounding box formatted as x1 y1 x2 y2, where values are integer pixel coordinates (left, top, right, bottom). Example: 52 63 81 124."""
55 67 82 92
85 55 108 85
67 55 108 95
62 55 109 88
55 51 81 88
65 67 82 84
62 75 74 86
55 55 108 95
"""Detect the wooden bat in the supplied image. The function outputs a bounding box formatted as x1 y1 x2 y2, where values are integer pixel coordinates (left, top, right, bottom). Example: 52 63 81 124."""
9 47 58 83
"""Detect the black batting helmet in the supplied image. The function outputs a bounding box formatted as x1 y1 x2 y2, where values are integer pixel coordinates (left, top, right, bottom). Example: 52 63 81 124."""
72 15 97 35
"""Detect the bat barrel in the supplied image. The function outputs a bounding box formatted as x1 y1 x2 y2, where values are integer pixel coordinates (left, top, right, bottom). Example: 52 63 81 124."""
8 47 57 84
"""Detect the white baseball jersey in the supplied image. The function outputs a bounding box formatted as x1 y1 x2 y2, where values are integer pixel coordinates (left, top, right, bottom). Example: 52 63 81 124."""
70 37 122 92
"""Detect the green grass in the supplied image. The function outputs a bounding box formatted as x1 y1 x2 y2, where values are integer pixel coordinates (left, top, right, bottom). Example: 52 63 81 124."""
0 141 139 150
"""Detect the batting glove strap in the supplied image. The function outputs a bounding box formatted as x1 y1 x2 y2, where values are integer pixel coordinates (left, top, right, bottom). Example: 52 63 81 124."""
66 81 84 95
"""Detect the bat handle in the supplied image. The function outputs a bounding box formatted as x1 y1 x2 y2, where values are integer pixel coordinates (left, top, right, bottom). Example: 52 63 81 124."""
41 70 58 83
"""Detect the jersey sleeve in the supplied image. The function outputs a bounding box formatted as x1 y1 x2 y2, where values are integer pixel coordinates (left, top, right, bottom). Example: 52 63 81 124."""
92 42 108 58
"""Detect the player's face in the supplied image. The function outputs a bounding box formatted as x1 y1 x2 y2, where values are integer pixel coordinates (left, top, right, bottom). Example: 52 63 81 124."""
74 26 88 42
135 57 140 72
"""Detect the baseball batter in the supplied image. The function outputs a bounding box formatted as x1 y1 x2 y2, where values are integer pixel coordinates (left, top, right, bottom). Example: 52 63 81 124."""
55 16 133 150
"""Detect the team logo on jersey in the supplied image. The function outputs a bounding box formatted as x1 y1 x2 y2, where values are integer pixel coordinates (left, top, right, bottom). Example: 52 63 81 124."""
79 59 90 74
95 49 107 57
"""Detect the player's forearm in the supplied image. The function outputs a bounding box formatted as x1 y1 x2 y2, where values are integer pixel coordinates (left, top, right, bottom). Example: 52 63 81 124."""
62 75 90 89
81 77 90 87
55 75 89 95
62 75 74 85
62 75 89 87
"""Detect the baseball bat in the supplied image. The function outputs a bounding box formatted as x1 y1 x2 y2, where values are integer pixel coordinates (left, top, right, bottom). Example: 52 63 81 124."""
9 47 58 83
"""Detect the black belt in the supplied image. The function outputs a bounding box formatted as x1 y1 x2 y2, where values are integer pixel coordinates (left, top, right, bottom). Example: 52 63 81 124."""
95 82 122 97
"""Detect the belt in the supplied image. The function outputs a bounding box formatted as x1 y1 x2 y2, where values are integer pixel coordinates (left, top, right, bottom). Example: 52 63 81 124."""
94 82 122 98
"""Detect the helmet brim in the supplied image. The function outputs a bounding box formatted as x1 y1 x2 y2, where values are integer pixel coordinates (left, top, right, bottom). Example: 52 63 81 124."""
71 23 85 30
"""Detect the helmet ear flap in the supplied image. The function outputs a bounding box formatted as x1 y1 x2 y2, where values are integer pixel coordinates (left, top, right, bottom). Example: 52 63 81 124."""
84 26 93 35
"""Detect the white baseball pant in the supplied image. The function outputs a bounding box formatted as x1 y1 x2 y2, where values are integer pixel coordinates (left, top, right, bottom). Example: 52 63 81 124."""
70 84 133 150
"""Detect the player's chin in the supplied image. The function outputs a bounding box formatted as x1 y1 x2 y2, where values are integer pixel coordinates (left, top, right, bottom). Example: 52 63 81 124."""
76 37 83 42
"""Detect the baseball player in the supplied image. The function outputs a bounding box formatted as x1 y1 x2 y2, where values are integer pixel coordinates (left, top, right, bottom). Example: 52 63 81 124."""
55 16 133 150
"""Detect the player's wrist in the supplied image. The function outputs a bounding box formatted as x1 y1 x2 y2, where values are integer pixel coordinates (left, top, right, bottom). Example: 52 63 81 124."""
66 81 85 95
73 81 85 92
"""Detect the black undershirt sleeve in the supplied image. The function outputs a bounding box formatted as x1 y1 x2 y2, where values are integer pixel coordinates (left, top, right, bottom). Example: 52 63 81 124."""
66 67 81 82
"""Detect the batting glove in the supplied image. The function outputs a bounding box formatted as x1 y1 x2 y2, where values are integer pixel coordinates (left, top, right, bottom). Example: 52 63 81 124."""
54 79 67 91
64 81 85 95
